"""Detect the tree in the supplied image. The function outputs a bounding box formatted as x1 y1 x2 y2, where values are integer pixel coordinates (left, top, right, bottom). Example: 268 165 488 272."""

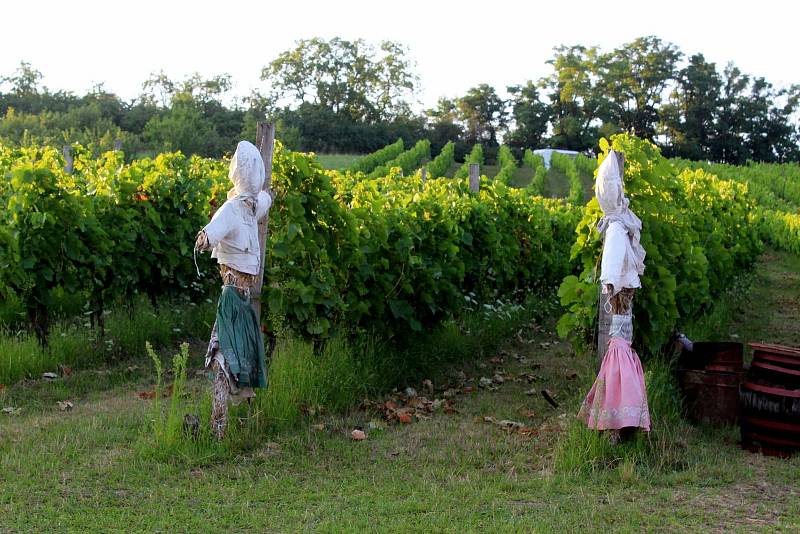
425 97 464 156
661 54 722 159
1 61 43 96
713 64 751 164
598 36 682 140
542 45 607 150
505 81 550 150
143 92 219 156
261 37 418 123
456 84 507 146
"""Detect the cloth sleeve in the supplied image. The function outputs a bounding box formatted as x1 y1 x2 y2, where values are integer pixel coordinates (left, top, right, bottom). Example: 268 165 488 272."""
202 201 236 248
255 190 272 221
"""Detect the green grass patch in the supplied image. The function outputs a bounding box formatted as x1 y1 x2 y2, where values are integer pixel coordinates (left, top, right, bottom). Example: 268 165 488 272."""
314 153 362 170
0 296 215 386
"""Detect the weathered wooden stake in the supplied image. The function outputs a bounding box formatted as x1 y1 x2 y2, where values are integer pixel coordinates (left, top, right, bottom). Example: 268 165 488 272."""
597 150 625 371
421 167 427 184
468 163 480 193
253 121 276 326
113 138 122 151
62 145 73 174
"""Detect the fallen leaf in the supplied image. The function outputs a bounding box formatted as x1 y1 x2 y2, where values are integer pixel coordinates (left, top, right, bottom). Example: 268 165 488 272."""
42 372 58 380
2 407 21 415
498 419 525 430
524 388 537 396
539 342 551 349
462 386 476 394
56 400 74 412
312 423 325 431
491 374 505 384
483 416 525 431
422 379 434 395
398 413 413 424
565 371 578 380
60 366 73 377
351 429 367 441
522 410 536 419
489 356 504 364
479 377 493 388
442 388 457 399
520 373 543 383
137 390 156 400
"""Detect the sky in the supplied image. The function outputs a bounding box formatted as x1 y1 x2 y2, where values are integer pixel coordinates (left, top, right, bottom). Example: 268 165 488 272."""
2 0 799 110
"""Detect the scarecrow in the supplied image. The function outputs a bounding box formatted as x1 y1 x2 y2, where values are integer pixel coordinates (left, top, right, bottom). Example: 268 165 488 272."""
578 150 651 441
195 140 272 440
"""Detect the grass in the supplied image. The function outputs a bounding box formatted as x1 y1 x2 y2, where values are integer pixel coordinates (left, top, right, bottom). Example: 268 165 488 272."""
314 153 362 170
2 251 800 531
543 168 594 200
0 295 215 386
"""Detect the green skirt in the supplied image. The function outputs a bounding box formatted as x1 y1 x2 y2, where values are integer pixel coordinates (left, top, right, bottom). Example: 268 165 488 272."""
207 285 267 389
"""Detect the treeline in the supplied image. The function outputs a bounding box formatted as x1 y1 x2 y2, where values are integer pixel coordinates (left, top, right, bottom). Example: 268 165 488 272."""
2 35 799 163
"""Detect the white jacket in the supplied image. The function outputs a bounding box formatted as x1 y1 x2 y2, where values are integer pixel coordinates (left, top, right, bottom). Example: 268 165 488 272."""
201 141 272 275
596 151 646 295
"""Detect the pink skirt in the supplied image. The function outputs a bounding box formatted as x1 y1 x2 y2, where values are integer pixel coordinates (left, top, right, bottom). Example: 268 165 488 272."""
578 337 651 431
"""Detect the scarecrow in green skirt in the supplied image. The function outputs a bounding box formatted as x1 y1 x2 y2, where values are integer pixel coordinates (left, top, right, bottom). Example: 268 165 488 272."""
195 141 272 440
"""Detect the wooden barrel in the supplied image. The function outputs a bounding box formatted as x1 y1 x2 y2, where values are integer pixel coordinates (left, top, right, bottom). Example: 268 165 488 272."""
679 342 743 372
740 343 800 457
678 342 744 425
679 369 745 425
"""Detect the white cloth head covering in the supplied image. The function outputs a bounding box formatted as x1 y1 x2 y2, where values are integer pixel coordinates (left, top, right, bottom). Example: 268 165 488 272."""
596 150 646 293
196 140 272 276
227 141 265 201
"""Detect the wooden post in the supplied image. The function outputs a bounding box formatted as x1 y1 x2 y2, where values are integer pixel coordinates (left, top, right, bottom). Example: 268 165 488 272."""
597 150 624 370
62 145 73 174
421 167 427 184
113 138 122 151
597 290 611 371
469 163 479 193
252 121 276 326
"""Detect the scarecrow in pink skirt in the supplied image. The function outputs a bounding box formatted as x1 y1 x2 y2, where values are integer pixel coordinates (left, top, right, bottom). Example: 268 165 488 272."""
577 150 651 440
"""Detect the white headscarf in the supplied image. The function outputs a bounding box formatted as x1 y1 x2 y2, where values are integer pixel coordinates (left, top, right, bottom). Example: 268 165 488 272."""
596 150 646 278
227 141 265 201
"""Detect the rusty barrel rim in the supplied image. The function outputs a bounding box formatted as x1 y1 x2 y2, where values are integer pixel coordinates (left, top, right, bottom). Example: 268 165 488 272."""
750 342 800 359
742 381 800 399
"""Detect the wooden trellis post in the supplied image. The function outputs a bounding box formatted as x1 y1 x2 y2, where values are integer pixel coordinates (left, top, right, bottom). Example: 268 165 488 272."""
469 163 479 194
597 151 625 370
253 121 276 326
62 145 73 174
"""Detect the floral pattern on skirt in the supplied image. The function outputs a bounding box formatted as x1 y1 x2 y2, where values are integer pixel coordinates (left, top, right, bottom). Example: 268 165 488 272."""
578 336 651 431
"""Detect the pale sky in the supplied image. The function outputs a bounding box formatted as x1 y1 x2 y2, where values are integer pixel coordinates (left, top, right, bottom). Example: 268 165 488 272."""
2 0 798 109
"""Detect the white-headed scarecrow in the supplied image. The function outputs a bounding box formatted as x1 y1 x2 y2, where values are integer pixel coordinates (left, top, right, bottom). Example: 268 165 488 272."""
578 150 651 439
195 140 272 439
